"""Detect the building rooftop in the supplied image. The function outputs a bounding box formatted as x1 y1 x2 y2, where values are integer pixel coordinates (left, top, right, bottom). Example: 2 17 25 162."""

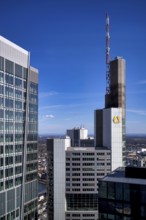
66 146 110 152
102 167 146 185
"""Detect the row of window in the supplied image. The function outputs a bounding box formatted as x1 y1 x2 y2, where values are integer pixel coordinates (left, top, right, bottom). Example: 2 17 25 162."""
0 133 37 142
0 166 22 178
0 177 22 191
0 144 37 154
0 209 19 220
66 213 95 217
0 155 22 166
66 152 110 156
0 73 26 89
66 178 96 181
67 157 109 161
66 163 111 166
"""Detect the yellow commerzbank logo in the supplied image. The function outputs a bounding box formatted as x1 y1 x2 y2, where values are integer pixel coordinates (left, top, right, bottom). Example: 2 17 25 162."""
113 116 120 124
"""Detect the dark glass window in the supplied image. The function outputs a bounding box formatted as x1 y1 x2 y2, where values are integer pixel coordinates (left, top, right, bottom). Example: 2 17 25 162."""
29 94 37 104
15 166 22 174
5 168 13 177
15 90 22 99
99 181 107 198
5 145 13 154
5 110 13 120
5 122 13 131
0 170 3 178
0 181 4 191
0 122 3 131
0 71 4 83
5 99 13 109
115 183 123 200
15 101 22 110
0 158 3 166
15 176 22 186
108 182 115 200
0 134 3 142
0 84 4 95
15 111 23 121
5 59 14 74
5 179 13 189
66 193 98 211
0 109 3 118
123 183 130 201
0 57 4 71
15 78 22 89
5 156 13 165
0 97 4 108
30 82 38 94
5 87 13 97
23 68 27 79
5 134 13 142
15 155 22 164
15 134 23 142
5 74 13 85
15 64 22 78
15 144 22 153
0 145 3 154
15 123 23 132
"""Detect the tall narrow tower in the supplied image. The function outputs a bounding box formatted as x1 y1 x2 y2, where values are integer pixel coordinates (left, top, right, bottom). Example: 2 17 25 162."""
105 13 110 95
95 14 126 168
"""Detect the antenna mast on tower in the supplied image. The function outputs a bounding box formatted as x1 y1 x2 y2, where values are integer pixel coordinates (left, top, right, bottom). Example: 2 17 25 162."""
106 13 110 94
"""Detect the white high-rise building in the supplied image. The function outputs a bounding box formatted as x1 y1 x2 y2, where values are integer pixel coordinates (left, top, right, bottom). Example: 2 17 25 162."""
0 36 38 220
47 137 111 220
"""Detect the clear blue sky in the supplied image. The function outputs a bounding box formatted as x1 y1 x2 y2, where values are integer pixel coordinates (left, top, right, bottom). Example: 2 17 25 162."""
1 0 146 134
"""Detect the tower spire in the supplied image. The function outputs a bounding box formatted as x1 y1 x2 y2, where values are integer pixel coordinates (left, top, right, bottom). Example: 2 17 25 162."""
106 13 110 94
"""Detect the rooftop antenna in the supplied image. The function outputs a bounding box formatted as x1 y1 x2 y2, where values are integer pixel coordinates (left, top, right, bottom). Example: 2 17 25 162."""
106 13 110 94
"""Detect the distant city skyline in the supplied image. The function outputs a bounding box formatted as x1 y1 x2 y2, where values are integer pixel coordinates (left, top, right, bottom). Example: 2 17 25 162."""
1 0 146 134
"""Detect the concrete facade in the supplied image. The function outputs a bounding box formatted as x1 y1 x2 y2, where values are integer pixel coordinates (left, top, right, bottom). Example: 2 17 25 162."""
47 138 111 220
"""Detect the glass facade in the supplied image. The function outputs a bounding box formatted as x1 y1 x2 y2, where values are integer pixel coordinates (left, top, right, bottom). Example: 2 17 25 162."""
66 194 98 211
0 41 38 220
99 180 146 220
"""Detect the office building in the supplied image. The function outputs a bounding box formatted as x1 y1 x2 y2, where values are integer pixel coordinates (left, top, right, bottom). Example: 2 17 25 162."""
47 137 111 220
98 166 146 219
67 127 94 147
0 36 38 220
95 56 126 169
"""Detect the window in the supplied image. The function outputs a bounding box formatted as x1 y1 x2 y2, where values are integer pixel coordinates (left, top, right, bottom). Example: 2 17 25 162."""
15 90 22 99
5 145 13 154
5 59 14 74
15 166 22 174
15 155 22 164
5 99 13 109
15 64 22 78
0 145 3 154
5 156 13 165
5 134 13 142
15 101 22 110
0 97 4 108
0 84 4 95
5 168 13 177
15 78 22 89
5 87 13 97
0 109 4 118
5 110 13 120
0 71 4 82
5 74 13 85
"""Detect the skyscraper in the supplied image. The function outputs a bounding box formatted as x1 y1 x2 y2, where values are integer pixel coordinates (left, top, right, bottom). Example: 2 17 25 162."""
0 36 38 220
94 57 126 169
